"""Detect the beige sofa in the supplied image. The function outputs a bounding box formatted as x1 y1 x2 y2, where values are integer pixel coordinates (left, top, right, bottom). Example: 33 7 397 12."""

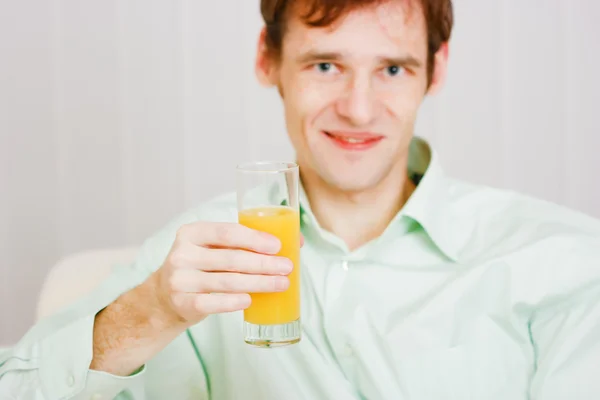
35 247 140 320
0 247 139 361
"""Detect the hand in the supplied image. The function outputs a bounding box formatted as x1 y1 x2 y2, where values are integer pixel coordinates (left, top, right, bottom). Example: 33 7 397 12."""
151 222 300 325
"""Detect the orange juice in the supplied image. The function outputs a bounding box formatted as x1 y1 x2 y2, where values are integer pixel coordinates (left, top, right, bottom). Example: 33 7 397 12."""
238 206 300 325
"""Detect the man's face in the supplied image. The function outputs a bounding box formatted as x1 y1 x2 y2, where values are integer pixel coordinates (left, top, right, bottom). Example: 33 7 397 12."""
259 1 444 192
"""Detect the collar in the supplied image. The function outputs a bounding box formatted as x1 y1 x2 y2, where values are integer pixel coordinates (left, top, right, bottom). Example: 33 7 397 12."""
272 136 462 261
400 137 460 261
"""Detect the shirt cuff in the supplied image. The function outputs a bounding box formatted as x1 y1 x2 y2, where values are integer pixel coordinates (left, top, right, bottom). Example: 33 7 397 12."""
14 259 148 399
71 366 146 400
34 312 147 399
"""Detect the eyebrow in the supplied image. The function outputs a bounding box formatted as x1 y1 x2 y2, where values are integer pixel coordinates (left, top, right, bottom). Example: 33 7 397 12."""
295 51 423 68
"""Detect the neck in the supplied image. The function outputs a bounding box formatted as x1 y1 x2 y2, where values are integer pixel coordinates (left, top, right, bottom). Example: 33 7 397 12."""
301 162 415 251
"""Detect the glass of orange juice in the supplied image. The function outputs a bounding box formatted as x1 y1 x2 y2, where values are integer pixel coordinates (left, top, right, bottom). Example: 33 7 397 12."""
236 161 301 347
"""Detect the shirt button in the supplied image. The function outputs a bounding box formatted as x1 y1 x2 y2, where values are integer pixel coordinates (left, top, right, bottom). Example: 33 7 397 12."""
341 343 353 357
90 394 103 400
66 374 75 387
341 260 349 271
302 214 310 224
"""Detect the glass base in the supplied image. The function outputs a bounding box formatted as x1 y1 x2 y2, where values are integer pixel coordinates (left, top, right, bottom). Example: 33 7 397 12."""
244 319 301 348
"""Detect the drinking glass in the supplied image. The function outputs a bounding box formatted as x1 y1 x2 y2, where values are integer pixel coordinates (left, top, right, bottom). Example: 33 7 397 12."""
236 161 301 347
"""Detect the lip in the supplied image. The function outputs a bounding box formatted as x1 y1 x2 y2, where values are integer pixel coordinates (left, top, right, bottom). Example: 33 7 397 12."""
322 130 384 151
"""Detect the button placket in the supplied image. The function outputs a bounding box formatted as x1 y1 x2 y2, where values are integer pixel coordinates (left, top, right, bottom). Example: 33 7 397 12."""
323 259 348 307
322 258 358 383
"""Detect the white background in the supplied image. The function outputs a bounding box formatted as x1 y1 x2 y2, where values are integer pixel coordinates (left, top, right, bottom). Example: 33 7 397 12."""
1 0 599 343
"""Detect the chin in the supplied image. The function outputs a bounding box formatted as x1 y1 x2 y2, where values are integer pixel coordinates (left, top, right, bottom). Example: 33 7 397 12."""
306 147 394 191
322 171 384 193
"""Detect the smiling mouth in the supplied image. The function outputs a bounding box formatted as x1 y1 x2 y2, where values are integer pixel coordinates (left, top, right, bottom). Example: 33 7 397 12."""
322 131 384 150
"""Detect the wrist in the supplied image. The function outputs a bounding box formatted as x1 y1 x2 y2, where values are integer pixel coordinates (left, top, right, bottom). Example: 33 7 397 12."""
137 271 189 331
90 272 188 376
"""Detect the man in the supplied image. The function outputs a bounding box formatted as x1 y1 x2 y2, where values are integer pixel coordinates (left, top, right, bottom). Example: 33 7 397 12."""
2 0 600 398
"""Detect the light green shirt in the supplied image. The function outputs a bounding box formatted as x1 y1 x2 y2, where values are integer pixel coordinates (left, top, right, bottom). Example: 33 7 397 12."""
2 137 600 399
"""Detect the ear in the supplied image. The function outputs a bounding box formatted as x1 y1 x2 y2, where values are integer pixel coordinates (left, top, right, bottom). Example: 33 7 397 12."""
426 42 449 96
255 27 279 88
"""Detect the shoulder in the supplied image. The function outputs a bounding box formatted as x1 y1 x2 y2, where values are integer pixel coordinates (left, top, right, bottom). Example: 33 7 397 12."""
447 178 600 303
446 178 600 266
449 179 600 237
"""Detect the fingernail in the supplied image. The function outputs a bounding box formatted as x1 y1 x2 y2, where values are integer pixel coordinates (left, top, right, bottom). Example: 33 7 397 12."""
275 277 290 291
278 258 293 274
264 235 281 253
239 294 252 308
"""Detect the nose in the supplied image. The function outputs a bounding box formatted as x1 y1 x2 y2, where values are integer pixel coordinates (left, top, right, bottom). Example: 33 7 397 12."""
335 72 379 127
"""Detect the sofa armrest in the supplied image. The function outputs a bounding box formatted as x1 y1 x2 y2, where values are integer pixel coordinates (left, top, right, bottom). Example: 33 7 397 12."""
36 247 139 321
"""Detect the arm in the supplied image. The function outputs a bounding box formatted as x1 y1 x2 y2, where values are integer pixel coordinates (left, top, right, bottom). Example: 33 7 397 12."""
90 221 290 377
0 263 150 400
89 272 188 377
1 219 292 399
528 284 600 399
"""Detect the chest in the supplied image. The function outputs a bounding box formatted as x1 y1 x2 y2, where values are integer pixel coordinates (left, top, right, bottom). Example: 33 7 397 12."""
293 250 534 399
146 251 536 400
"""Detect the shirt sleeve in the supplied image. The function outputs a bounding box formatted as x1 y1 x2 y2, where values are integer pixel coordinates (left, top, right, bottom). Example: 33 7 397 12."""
0 209 204 400
528 278 600 399
0 263 149 399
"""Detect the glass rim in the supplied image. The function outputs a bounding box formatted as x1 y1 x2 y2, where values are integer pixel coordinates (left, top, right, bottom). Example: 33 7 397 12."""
236 161 299 173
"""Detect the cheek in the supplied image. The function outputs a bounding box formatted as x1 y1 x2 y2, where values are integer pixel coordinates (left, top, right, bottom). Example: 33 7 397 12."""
290 75 340 126
381 82 425 122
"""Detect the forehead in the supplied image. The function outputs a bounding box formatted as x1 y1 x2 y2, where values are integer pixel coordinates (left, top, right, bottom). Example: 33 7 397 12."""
282 1 427 60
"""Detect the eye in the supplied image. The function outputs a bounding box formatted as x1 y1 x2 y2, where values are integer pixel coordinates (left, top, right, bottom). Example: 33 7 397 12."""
385 65 404 77
314 62 339 74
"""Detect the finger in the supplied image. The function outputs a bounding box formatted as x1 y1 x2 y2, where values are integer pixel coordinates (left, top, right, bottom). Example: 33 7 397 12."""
200 248 293 275
167 244 293 275
169 269 289 294
197 271 290 294
178 222 281 254
300 233 305 247
172 292 251 317
168 269 207 292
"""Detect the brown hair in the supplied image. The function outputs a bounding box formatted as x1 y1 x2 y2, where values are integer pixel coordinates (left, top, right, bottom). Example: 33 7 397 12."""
260 0 453 84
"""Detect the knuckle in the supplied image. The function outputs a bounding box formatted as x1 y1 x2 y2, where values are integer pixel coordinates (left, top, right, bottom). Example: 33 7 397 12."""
272 276 288 291
176 224 192 241
170 293 184 309
194 296 208 315
214 223 232 243
218 250 233 268
167 273 180 292
210 250 237 271
226 251 243 269
255 275 270 291
258 255 270 273
197 247 214 269
218 274 237 292
270 276 280 291
193 271 208 293
168 250 187 268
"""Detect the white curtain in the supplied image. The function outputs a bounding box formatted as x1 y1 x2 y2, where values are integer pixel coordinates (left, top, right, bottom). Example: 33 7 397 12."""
1 0 599 343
